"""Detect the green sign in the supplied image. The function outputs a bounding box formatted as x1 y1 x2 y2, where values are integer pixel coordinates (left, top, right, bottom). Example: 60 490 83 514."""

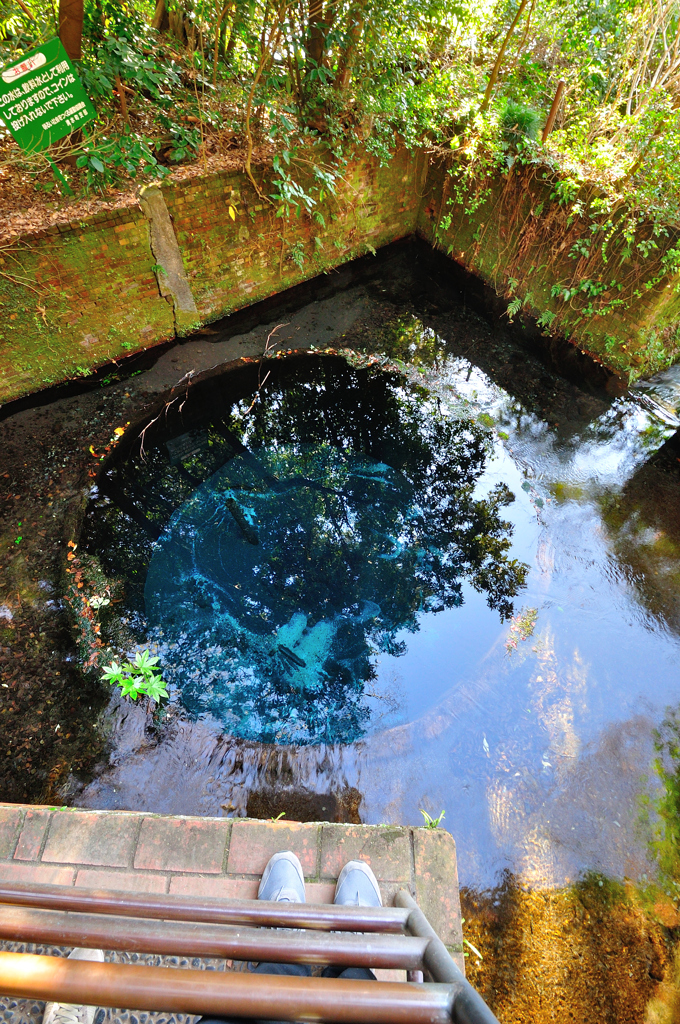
0 36 96 154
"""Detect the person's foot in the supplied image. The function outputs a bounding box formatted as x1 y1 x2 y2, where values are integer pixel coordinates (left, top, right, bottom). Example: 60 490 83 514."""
258 851 306 903
334 860 382 907
42 947 104 1024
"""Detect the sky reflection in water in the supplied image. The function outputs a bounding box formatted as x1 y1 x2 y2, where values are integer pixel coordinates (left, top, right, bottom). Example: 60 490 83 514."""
360 345 680 887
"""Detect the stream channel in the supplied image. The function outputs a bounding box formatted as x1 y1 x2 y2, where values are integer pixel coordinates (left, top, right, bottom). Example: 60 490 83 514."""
3 240 680 892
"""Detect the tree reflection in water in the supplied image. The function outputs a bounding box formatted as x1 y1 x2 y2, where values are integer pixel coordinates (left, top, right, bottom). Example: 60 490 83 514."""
143 360 528 743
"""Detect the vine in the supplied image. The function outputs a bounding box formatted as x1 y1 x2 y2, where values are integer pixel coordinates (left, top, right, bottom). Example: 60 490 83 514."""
432 140 680 379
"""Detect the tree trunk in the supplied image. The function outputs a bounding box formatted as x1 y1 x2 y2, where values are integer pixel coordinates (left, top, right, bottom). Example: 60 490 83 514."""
223 12 240 68
168 6 188 45
335 2 365 92
479 0 531 114
59 0 84 60
151 0 170 33
541 79 566 142
213 1 233 83
306 0 325 66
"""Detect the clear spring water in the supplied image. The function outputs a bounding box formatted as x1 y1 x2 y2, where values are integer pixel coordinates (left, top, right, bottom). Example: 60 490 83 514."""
82 322 680 887
145 444 434 745
143 423 529 745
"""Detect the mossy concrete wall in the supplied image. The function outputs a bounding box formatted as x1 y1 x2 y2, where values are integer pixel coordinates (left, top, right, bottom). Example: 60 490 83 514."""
0 209 175 402
418 158 680 381
2 146 680 405
0 147 425 405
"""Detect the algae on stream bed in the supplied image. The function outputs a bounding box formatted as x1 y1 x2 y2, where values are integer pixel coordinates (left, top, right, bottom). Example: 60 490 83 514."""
462 873 676 1024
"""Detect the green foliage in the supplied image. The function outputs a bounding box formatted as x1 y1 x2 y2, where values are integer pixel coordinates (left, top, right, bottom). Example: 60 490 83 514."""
77 134 168 190
0 0 52 52
644 707 680 889
499 99 542 144
101 649 168 703
506 297 522 321
287 240 306 270
2 0 680 308
420 808 446 828
80 34 183 103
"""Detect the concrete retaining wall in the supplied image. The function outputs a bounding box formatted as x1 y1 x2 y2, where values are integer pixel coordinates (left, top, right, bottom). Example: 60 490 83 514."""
2 145 680 405
419 157 680 381
0 148 424 404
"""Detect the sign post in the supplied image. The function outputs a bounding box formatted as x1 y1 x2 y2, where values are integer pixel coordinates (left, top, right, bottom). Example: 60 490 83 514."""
0 36 96 193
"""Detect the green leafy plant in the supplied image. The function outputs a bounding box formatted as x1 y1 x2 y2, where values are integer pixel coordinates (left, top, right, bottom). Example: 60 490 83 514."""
420 808 446 829
101 650 168 703
500 99 542 144
288 240 306 270
537 310 556 331
77 135 168 192
505 297 522 321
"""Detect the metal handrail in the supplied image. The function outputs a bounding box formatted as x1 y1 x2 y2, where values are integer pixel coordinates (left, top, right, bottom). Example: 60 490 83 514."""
0 953 456 1024
0 880 408 931
0 904 429 968
0 879 500 1024
397 891 498 1024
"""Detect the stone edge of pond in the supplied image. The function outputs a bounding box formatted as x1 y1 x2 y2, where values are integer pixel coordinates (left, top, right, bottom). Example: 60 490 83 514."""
2 148 679 409
0 804 464 974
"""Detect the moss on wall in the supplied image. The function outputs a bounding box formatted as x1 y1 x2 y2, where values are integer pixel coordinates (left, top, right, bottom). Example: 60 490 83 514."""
0 211 174 401
2 146 680 405
418 158 680 382
0 149 424 405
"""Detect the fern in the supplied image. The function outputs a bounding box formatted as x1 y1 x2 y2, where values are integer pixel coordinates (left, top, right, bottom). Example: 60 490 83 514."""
506 297 522 321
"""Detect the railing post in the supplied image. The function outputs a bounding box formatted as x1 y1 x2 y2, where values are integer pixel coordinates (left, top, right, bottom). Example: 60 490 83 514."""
395 890 500 1024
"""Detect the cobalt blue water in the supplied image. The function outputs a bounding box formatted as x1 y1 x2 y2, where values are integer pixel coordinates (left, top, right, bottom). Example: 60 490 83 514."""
142 369 527 744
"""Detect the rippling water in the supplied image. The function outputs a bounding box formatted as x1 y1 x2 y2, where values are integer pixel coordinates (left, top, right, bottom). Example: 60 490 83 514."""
79 290 680 889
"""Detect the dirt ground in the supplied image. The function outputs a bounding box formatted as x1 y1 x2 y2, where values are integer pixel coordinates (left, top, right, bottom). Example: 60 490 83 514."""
461 873 680 1024
0 142 271 244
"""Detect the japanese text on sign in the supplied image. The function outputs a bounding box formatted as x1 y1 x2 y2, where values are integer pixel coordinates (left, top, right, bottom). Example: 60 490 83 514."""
0 37 95 154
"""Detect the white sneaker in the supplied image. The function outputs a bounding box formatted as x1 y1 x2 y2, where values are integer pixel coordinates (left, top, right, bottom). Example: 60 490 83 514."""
258 851 306 903
334 860 382 907
42 947 105 1024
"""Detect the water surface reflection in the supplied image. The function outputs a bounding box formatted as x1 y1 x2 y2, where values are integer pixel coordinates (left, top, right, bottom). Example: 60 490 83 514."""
79 307 680 888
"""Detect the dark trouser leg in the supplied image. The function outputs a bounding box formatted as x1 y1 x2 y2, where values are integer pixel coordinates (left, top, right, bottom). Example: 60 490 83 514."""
321 965 377 981
199 961 375 1024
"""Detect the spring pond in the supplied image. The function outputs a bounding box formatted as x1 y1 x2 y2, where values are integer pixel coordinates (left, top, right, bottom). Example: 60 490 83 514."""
74 249 680 890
